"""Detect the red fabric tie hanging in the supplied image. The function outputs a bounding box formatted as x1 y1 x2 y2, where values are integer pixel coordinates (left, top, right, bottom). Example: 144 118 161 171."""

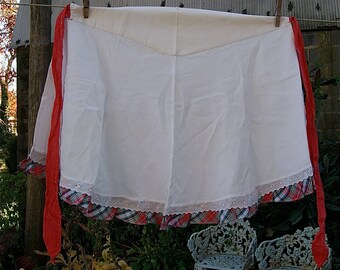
44 4 70 263
290 16 328 268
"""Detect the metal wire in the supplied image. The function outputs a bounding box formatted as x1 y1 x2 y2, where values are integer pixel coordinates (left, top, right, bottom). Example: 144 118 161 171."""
0 1 65 7
0 1 340 23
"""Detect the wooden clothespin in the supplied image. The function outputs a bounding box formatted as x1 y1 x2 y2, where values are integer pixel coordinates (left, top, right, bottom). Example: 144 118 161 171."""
83 0 89 18
275 0 283 27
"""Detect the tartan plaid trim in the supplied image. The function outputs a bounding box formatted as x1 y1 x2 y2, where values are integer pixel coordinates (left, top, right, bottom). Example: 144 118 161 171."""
20 157 314 228
19 158 46 179
59 176 314 228
258 175 314 203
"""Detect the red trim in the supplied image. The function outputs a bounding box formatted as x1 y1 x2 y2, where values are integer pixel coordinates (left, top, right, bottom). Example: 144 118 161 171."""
45 5 70 263
290 17 328 267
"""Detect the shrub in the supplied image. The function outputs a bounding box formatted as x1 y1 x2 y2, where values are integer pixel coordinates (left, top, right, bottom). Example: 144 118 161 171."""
0 172 26 270
58 204 200 270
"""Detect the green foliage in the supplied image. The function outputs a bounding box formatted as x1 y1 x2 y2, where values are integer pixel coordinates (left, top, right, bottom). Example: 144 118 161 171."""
115 225 195 270
310 66 340 100
0 172 26 231
60 204 113 256
0 123 9 153
3 134 17 173
61 204 210 269
320 140 340 269
59 204 202 270
0 172 26 270
36 233 132 270
0 123 17 173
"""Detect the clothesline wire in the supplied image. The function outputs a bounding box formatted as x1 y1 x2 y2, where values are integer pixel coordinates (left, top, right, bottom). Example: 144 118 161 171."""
1 1 340 24
1 1 65 7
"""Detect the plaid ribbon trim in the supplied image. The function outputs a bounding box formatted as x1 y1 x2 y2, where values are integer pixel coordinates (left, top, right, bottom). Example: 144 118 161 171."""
59 176 313 228
19 158 46 178
259 176 314 203
20 157 314 228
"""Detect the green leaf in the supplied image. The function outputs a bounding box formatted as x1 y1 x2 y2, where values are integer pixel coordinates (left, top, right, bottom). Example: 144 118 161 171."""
314 92 328 99
323 176 340 188
323 154 330 173
288 206 306 225
270 223 291 233
307 203 317 220
320 78 338 86
313 68 321 88
326 203 340 212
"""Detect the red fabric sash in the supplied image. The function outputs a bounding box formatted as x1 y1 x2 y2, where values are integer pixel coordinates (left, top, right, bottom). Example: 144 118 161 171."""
290 17 328 267
45 4 70 263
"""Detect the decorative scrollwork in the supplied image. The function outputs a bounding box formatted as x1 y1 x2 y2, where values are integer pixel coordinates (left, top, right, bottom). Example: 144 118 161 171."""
187 220 256 270
255 227 332 270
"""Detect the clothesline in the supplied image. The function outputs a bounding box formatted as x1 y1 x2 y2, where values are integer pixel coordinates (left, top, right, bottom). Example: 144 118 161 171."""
2 1 340 25
0 1 65 7
1 1 340 24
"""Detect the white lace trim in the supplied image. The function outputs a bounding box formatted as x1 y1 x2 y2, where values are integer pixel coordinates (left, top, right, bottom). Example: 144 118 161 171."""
29 149 47 165
59 166 313 215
